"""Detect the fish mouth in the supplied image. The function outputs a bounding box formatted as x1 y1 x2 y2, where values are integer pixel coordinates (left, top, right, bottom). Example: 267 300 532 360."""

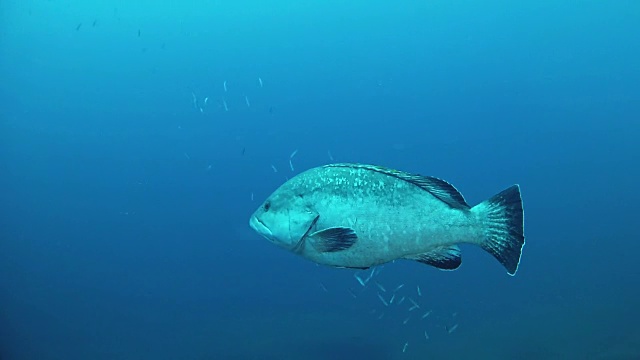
250 215 273 239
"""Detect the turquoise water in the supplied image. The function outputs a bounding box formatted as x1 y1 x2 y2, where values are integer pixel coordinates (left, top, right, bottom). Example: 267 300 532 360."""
1 1 639 359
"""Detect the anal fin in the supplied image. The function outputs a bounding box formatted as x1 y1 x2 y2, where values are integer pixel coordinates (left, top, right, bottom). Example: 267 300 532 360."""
405 245 462 271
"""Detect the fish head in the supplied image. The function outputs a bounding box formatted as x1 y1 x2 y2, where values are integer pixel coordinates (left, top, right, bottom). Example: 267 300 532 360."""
249 185 319 252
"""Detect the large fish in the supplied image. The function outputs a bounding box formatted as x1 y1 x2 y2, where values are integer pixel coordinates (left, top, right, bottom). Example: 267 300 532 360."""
249 163 525 275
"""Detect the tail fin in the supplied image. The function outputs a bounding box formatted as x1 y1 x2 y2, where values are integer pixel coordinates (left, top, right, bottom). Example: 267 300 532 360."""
471 185 525 276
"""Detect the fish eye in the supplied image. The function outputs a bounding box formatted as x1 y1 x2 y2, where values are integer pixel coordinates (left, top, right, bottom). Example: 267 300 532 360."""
264 201 271 211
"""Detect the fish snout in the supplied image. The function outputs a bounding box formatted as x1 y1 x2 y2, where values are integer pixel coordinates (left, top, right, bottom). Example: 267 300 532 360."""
250 215 274 240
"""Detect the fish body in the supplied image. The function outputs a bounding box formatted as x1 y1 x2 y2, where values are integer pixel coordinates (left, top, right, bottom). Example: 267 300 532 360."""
249 163 525 275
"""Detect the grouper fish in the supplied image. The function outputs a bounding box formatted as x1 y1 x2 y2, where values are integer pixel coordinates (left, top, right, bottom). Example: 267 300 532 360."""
249 163 525 275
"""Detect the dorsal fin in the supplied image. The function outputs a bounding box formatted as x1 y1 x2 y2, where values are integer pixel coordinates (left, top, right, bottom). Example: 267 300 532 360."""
325 163 470 209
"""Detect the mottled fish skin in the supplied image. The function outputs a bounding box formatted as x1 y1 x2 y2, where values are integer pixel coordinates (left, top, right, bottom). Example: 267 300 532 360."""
251 164 477 267
250 163 525 275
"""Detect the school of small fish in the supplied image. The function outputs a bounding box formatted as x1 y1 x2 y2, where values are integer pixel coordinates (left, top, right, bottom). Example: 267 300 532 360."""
72 15 477 356
188 91 474 355
153 37 483 354
314 265 461 354
189 77 264 115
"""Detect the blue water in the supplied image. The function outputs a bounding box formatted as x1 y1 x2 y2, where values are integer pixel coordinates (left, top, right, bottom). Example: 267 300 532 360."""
1 1 639 359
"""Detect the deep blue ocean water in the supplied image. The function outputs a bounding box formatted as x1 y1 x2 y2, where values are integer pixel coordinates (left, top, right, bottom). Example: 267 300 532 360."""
1 1 639 359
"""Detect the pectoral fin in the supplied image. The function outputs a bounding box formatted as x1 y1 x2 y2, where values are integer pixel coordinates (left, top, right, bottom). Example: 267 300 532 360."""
405 245 462 270
309 227 358 252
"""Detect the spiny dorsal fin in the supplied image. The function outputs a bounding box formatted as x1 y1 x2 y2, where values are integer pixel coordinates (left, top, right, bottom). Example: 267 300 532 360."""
325 163 469 209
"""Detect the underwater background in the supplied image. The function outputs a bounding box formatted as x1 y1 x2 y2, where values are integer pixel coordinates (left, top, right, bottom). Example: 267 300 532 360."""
1 0 639 359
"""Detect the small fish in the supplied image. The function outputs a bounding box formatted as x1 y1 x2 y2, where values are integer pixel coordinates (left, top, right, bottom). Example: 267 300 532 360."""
377 312 384 320
270 165 278 173
402 342 408 353
183 152 190 160
289 149 300 171
347 288 357 298
393 284 405 292
421 310 432 319
408 305 419 312
137 29 141 37
424 331 429 340
223 80 227 92
447 324 459 334
365 267 377 282
408 297 420 308
251 192 254 201
92 19 97 27
389 294 396 304
241 147 246 156
76 23 82 31
397 296 406 305
354 273 365 287
245 96 250 107
191 92 198 109
318 281 328 292
377 293 389 307
375 281 386 292
327 150 334 161
223 100 228 111
402 316 411 325
204 97 209 105
417 285 422 296
249 163 525 275
258 77 263 87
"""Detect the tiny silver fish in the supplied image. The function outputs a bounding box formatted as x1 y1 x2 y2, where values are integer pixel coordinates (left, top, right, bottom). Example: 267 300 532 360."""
377 293 389 307
408 297 420 308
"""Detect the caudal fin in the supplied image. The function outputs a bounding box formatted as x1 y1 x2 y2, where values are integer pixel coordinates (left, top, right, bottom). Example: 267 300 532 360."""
471 185 525 276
